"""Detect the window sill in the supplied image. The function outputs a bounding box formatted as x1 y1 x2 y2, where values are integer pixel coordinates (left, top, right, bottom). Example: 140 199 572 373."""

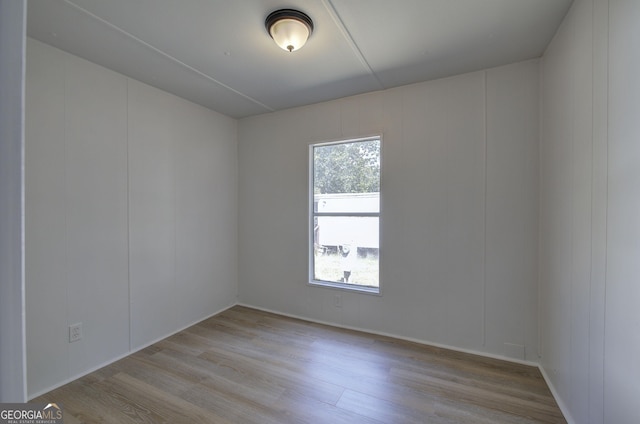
309 280 380 295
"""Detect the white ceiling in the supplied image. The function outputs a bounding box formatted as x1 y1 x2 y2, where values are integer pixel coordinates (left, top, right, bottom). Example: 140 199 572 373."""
27 0 572 119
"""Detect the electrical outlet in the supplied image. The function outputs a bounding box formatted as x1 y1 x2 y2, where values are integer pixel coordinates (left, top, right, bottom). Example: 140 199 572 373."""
69 323 82 343
334 294 342 308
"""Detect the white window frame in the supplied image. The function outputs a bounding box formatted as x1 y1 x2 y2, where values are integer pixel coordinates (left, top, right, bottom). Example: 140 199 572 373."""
308 135 381 295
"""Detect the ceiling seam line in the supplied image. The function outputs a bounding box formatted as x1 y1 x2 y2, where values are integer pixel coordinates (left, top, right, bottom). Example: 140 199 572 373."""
62 0 275 112
321 0 385 90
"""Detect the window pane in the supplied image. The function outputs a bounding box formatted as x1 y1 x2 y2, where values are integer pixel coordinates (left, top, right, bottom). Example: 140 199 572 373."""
313 216 379 288
313 139 380 197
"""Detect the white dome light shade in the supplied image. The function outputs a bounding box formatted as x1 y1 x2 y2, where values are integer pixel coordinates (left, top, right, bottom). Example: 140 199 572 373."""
266 9 314 52
269 18 310 52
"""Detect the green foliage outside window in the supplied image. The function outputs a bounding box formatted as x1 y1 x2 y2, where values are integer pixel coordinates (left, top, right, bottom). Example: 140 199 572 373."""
313 139 380 194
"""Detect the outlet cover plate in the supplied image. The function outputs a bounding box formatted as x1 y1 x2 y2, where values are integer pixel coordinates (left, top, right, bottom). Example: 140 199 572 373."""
69 323 82 343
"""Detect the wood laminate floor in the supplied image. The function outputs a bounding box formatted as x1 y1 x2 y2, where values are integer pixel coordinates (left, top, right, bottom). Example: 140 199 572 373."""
35 306 566 423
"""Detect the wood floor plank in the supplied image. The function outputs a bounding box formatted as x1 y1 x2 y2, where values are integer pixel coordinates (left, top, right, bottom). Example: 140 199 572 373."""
34 306 566 423
336 389 434 424
272 389 384 424
389 366 565 423
197 347 345 406
101 372 234 424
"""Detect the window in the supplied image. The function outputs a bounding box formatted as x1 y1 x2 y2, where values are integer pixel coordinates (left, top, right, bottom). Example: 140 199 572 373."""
309 136 380 293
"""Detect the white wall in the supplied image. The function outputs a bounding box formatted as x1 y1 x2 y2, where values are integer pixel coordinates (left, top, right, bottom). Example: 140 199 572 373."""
539 0 640 422
0 0 27 402
127 78 238 348
25 39 238 398
606 1 640 421
238 60 540 362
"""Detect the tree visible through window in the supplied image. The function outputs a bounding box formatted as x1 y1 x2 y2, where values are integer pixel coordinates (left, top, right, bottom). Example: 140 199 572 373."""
310 136 380 292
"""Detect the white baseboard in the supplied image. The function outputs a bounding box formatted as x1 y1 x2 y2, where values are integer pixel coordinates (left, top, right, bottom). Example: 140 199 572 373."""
538 364 575 424
236 302 539 368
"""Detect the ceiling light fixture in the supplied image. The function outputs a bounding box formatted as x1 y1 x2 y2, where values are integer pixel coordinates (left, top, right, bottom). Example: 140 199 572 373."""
265 9 314 52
